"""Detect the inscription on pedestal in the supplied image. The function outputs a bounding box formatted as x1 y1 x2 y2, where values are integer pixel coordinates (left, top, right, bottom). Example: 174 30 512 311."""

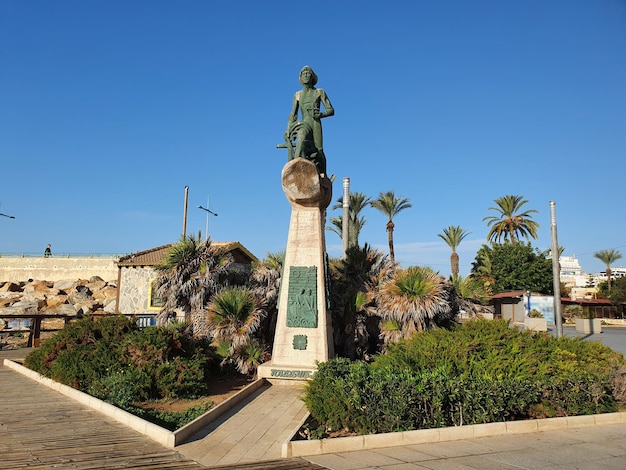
270 369 312 379
286 266 318 328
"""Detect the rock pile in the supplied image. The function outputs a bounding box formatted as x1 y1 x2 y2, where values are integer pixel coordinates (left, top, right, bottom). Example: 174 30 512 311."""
0 276 118 321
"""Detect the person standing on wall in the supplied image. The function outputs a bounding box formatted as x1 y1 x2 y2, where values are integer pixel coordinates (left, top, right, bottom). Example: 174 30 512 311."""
44 244 52 258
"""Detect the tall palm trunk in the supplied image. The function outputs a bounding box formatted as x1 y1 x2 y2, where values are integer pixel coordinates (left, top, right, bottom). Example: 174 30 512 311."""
386 220 395 265
450 252 459 279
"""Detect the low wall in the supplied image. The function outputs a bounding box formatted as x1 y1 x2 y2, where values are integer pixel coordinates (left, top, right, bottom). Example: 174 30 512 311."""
0 256 119 282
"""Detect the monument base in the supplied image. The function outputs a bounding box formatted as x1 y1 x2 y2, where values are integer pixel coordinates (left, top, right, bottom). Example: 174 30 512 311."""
258 158 334 382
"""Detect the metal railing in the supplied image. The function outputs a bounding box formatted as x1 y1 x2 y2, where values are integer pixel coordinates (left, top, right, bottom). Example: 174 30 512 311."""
0 253 123 259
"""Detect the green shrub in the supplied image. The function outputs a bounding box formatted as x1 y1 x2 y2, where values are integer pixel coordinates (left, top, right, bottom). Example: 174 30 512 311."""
154 354 209 398
25 316 214 402
304 360 539 435
24 316 136 389
88 367 153 409
135 402 215 431
119 324 212 399
303 319 624 436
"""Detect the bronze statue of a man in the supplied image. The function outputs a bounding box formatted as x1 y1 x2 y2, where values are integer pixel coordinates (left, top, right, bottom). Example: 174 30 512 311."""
281 66 334 175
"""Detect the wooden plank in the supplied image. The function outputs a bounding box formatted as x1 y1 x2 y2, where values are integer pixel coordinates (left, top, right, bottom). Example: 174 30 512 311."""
0 354 207 469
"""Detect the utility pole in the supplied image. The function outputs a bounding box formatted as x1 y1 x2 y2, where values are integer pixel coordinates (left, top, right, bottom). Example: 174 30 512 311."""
550 201 563 337
342 177 349 259
182 186 189 239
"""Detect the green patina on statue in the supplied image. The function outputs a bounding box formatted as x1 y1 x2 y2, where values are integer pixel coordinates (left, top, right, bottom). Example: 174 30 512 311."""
277 66 334 175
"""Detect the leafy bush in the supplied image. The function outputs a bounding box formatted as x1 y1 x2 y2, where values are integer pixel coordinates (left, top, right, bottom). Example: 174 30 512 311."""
88 367 153 409
25 316 214 403
135 402 215 431
119 323 212 398
303 319 624 436
24 316 135 389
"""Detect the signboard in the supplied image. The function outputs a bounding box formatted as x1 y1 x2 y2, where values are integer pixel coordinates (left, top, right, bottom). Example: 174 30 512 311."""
526 295 555 324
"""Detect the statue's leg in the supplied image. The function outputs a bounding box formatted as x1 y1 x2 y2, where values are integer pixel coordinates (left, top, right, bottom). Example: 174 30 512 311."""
315 149 327 175
293 127 309 159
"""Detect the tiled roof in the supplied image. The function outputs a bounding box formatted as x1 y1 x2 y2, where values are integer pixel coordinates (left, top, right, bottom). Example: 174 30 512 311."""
117 244 172 267
116 241 257 267
489 291 526 300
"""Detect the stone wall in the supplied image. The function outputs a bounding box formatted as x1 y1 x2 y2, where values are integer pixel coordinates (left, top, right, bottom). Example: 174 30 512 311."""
0 257 118 283
117 265 158 316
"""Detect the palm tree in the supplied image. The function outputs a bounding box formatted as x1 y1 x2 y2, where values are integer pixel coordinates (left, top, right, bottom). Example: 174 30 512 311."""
375 266 457 344
249 251 284 347
483 195 539 245
328 243 393 358
204 286 268 374
594 249 623 292
153 235 232 331
327 191 371 248
437 225 469 280
450 275 494 318
370 191 412 265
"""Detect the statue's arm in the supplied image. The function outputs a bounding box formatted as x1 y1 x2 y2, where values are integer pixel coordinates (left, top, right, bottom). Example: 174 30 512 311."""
287 92 299 124
318 89 334 119
284 92 299 140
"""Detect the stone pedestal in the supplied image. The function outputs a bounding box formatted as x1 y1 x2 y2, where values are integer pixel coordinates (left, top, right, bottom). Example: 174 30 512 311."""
575 318 602 334
257 159 334 381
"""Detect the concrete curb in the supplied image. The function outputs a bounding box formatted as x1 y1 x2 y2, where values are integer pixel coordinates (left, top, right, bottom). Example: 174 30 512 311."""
282 408 626 458
3 358 266 448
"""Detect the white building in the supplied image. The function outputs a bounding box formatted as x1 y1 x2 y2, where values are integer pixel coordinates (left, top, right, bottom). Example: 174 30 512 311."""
591 267 626 285
559 255 626 300
559 256 588 288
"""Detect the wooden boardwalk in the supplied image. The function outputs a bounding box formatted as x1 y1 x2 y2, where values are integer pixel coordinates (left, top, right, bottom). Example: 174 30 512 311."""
0 348 325 469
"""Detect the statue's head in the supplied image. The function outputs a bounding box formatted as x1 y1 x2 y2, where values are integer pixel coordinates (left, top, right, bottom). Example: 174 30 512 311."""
299 66 318 86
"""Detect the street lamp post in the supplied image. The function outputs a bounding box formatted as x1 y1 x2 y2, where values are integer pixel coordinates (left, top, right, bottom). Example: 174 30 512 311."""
0 212 15 219
198 199 218 241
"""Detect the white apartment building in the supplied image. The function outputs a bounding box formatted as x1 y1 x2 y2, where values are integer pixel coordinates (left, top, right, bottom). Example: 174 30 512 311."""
559 255 626 300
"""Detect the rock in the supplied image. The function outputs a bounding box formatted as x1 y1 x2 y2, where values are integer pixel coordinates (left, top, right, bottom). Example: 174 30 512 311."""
68 285 93 304
103 298 117 314
0 282 22 293
54 304 78 316
44 294 69 310
0 293 21 308
0 301 39 316
92 285 117 303
86 279 106 292
74 300 99 316
0 277 116 321
53 279 74 292
15 295 46 310
23 280 53 293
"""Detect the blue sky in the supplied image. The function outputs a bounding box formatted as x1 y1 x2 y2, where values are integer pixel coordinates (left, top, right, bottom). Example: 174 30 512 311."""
1 0 625 278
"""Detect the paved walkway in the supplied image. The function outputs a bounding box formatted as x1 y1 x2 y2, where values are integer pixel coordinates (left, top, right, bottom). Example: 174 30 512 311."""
4 346 626 469
176 380 310 467
303 424 626 469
